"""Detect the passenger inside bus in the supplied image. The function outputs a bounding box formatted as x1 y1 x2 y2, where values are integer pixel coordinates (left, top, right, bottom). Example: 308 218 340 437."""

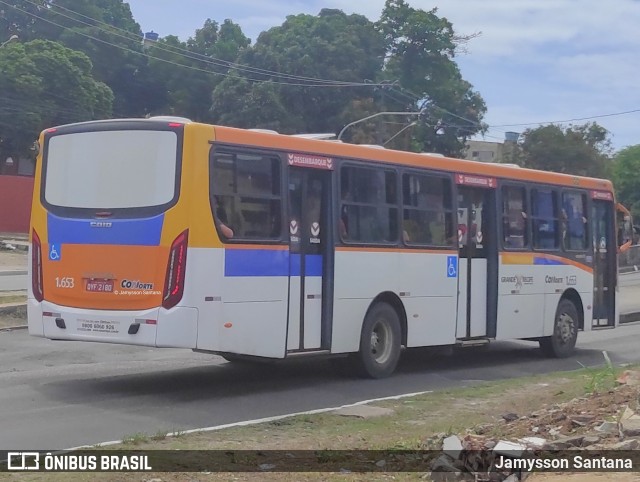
339 189 351 239
214 196 234 239
563 198 587 250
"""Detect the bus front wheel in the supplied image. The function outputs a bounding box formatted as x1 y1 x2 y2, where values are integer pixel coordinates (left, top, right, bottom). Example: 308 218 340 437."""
353 302 401 378
539 299 579 358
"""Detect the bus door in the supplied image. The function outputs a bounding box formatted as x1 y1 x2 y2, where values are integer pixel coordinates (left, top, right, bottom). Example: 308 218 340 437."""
455 175 497 339
591 196 616 327
287 162 333 352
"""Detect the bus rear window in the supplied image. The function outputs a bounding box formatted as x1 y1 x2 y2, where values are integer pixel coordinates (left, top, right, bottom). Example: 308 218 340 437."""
44 130 178 209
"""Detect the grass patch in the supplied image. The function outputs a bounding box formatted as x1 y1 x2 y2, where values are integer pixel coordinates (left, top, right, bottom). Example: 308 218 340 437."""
121 432 149 445
578 351 619 394
0 294 26 305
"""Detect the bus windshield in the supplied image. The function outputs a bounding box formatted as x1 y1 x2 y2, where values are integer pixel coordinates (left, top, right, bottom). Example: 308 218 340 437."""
44 130 178 210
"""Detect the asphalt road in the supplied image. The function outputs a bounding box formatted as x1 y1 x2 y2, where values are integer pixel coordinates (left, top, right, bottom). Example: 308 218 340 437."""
0 271 27 292
2 321 640 450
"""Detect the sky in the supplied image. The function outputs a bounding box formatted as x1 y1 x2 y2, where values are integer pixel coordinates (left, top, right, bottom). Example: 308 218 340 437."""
126 0 640 152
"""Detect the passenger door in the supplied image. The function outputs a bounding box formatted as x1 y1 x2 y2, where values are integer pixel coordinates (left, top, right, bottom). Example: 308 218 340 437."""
591 195 616 327
286 157 334 352
455 175 497 339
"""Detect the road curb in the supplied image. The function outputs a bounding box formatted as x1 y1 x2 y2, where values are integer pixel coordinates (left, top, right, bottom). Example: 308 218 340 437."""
620 312 640 324
0 324 27 332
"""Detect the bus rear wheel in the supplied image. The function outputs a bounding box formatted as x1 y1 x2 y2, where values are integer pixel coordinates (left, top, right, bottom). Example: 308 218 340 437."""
539 299 579 358
353 302 401 378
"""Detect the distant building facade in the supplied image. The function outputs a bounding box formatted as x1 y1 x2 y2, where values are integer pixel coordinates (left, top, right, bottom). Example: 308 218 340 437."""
463 132 520 164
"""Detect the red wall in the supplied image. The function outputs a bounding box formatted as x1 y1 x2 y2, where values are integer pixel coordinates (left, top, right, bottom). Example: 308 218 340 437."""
0 176 34 234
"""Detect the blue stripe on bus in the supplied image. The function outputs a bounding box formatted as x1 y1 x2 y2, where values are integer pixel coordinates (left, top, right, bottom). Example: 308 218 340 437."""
533 256 564 266
224 249 323 277
304 254 323 276
47 213 164 246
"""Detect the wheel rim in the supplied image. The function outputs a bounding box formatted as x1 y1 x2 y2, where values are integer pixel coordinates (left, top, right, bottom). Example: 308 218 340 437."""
370 318 393 364
555 311 575 345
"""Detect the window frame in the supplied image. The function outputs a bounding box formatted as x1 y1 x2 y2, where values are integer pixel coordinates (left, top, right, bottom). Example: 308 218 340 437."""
338 161 400 246
500 183 530 251
561 189 589 253
400 169 455 248
41 121 184 219
209 146 285 244
530 187 561 251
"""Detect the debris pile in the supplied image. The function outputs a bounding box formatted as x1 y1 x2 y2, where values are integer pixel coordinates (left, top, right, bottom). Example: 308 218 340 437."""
427 370 640 481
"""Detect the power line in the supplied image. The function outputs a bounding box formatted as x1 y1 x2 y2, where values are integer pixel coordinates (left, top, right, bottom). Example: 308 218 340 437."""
489 109 640 128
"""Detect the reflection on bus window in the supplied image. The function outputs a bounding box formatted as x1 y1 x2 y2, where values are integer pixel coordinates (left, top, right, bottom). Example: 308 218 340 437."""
340 166 397 243
402 173 454 246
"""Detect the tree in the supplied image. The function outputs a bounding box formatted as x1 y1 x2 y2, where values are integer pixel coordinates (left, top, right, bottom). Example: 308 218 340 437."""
0 40 113 162
145 19 250 121
515 123 612 178
211 9 386 133
612 145 640 219
376 0 486 156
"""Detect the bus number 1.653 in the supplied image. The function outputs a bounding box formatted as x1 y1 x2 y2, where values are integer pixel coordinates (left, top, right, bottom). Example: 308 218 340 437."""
55 277 75 289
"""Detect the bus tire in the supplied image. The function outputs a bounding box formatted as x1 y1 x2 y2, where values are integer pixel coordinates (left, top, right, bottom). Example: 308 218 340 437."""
539 299 579 358
353 302 401 378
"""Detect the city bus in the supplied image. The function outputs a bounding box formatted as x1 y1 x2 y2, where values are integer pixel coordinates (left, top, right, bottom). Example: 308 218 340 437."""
27 117 629 378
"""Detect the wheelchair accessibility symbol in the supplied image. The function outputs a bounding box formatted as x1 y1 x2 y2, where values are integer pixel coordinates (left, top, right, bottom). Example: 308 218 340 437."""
447 255 457 278
49 243 61 261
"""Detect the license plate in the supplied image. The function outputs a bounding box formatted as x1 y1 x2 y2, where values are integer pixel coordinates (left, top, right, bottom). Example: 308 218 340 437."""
86 280 114 292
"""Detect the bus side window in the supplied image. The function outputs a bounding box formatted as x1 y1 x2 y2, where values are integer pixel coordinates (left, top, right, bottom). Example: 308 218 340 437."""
340 166 397 243
210 150 282 241
502 185 527 249
401 172 454 247
561 192 588 251
531 189 559 249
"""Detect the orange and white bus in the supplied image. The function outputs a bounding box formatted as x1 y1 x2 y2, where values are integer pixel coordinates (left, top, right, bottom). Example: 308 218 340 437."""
28 117 627 378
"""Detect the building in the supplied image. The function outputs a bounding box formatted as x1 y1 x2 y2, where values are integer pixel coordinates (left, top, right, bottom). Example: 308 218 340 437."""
463 132 520 163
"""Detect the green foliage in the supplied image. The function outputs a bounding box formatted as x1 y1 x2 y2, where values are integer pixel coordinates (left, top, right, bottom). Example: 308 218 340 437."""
122 432 149 445
0 39 113 160
612 144 640 219
211 8 386 134
376 0 487 156
577 352 617 394
515 122 612 177
146 19 250 121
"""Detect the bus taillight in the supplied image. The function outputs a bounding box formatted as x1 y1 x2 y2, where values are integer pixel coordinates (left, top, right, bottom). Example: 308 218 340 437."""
32 229 44 302
162 230 188 309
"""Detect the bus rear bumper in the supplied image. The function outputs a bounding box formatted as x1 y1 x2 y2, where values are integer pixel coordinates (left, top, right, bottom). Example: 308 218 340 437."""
28 300 198 348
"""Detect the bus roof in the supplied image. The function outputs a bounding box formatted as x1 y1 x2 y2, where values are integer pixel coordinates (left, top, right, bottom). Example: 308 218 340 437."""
41 119 613 192
211 124 613 192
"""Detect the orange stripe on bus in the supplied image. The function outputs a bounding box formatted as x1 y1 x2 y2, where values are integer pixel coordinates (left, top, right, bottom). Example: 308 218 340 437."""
501 252 593 274
336 246 457 255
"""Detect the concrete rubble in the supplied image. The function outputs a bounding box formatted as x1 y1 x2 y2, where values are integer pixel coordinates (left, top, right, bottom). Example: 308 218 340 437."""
427 369 640 481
